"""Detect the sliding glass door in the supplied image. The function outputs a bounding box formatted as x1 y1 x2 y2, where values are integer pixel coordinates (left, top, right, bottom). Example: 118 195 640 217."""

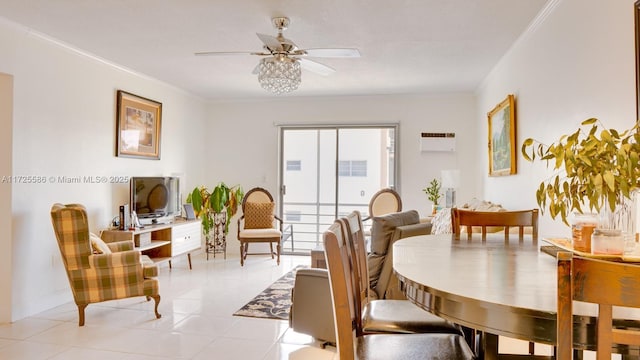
279 125 397 254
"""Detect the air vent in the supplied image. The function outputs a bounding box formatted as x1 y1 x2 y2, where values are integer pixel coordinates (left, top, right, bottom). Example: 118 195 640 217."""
420 132 456 152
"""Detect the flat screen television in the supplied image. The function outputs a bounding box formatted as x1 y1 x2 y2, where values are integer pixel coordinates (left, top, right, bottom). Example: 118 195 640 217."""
130 176 180 225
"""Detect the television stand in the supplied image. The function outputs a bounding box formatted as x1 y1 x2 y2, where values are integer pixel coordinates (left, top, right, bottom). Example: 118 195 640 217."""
101 218 201 269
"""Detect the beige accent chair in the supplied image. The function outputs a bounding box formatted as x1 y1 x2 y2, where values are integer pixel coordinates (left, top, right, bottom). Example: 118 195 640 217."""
323 221 476 360
367 210 431 299
50 203 161 326
237 187 283 266
364 188 402 220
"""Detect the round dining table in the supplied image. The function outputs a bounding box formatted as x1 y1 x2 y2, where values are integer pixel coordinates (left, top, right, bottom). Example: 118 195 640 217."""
392 233 640 359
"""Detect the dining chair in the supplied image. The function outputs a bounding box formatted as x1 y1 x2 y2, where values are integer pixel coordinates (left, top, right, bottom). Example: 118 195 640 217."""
557 251 640 360
237 187 283 266
363 188 402 221
451 208 539 240
339 210 463 336
451 207 540 356
322 221 476 360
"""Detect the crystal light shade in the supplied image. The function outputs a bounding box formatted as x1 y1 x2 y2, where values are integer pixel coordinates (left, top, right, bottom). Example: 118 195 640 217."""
258 55 301 95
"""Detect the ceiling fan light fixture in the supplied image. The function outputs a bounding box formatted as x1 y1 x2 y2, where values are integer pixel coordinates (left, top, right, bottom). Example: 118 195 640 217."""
258 55 301 95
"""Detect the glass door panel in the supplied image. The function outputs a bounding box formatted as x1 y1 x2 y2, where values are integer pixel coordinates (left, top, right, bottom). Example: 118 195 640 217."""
280 126 396 254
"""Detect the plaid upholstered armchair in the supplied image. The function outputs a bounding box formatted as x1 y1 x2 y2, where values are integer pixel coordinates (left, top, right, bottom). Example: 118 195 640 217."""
50 203 161 326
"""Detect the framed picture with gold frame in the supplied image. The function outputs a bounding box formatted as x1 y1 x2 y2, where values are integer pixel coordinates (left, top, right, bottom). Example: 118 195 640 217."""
635 0 640 120
116 90 162 159
487 94 516 176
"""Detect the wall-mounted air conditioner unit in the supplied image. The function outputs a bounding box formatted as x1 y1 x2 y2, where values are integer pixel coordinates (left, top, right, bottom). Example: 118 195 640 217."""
420 132 456 152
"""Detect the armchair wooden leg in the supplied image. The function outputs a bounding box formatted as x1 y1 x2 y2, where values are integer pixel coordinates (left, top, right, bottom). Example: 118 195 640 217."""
151 295 161 319
269 242 274 259
77 304 87 326
276 242 281 265
240 243 244 266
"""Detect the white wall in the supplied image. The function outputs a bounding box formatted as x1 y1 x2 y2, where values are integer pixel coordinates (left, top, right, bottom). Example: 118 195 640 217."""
0 73 13 323
477 0 637 235
0 19 208 321
207 93 478 254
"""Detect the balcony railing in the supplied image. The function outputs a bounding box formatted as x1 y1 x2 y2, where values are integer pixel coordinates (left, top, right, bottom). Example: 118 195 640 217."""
280 201 371 254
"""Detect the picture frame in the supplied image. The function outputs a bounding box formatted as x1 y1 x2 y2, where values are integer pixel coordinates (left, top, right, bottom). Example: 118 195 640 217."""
635 0 640 121
487 94 516 176
116 90 162 159
183 203 196 220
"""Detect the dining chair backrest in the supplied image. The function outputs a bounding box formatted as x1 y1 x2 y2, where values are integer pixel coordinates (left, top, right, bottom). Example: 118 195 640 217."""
323 220 358 359
338 211 369 335
241 187 274 210
368 188 402 219
451 208 538 240
557 252 640 360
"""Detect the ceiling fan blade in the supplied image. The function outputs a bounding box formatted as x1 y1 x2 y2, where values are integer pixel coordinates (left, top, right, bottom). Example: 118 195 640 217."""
256 33 282 52
300 48 361 58
194 51 268 56
299 58 335 76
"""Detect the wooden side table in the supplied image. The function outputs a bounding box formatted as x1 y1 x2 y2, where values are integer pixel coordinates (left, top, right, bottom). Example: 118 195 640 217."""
310 246 326 269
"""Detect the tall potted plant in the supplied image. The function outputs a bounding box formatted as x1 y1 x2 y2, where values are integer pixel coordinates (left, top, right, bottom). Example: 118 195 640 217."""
187 182 244 259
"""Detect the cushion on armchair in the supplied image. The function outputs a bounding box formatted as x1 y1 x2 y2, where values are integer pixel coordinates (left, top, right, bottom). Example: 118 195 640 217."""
90 233 112 254
244 202 275 229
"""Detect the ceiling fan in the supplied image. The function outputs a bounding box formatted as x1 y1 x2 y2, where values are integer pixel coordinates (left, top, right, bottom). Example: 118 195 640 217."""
195 17 360 94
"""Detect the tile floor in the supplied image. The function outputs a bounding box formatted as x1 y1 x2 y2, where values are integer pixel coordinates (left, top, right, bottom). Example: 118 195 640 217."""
0 252 603 359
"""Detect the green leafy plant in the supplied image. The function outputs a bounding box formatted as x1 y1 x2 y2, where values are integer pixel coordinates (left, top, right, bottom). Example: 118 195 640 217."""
521 118 640 225
187 182 244 236
422 178 442 205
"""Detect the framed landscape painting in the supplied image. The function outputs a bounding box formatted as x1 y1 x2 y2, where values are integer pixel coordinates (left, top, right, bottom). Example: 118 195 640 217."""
116 90 162 159
487 94 516 176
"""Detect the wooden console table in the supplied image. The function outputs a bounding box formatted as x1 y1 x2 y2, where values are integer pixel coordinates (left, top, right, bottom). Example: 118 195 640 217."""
101 219 201 270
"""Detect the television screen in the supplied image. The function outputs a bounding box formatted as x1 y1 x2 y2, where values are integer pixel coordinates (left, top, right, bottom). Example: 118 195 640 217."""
130 177 180 220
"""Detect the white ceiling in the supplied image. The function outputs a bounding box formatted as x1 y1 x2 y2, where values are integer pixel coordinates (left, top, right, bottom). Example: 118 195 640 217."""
0 0 549 100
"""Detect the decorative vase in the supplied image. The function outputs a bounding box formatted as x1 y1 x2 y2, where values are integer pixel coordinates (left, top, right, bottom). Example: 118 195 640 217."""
597 191 637 255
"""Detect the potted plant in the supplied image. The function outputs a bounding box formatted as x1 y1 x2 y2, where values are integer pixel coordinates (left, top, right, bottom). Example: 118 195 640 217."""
423 178 442 214
522 118 640 225
187 182 244 259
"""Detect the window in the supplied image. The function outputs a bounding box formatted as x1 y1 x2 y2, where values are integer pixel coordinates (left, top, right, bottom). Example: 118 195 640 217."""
286 160 301 171
285 210 301 222
338 160 367 177
351 161 367 177
338 161 350 176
